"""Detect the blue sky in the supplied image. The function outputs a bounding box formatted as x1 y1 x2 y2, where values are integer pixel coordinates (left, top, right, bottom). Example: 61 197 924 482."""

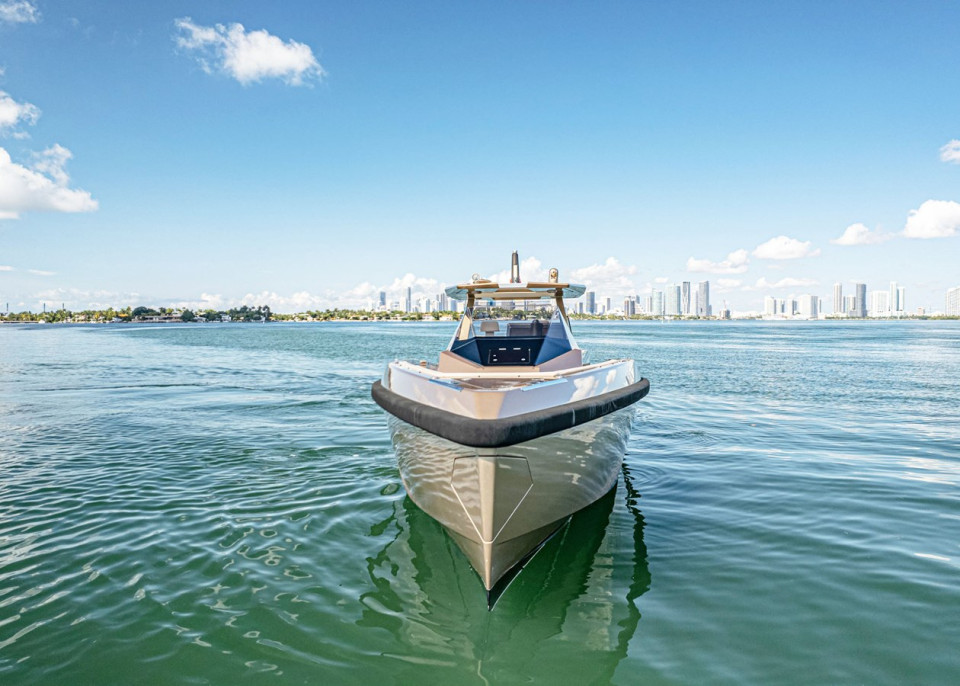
1 0 959 313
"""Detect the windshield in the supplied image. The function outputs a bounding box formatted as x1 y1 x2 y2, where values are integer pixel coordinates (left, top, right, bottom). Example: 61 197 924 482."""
447 302 579 366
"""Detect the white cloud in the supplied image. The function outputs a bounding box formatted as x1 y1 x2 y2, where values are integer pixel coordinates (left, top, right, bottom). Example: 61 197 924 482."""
570 257 638 295
342 281 380 302
746 276 820 291
0 145 98 220
31 144 73 185
830 222 891 246
752 235 820 260
385 272 444 298
0 264 13 271
0 1 39 24
940 139 960 164
715 278 742 291
653 276 669 284
488 256 547 284
903 200 960 239
686 248 749 274
240 290 326 311
166 291 325 313
27 268 55 276
0 90 41 135
174 18 325 86
31 287 144 311
328 273 452 311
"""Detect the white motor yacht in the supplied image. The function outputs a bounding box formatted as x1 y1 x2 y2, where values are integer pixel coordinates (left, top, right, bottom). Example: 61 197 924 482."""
372 253 649 601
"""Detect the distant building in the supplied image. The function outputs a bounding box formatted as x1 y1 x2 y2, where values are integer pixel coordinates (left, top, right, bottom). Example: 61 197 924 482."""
439 292 448 311
833 283 843 315
604 297 612 314
853 283 867 318
651 289 664 316
681 282 692 315
868 290 889 317
947 286 960 316
763 295 776 316
623 297 635 317
843 295 856 314
405 287 412 313
585 291 596 315
798 294 818 319
379 291 387 308
665 284 681 316
697 281 711 317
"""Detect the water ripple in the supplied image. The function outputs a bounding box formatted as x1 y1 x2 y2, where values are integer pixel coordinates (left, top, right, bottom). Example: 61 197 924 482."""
1 321 959 684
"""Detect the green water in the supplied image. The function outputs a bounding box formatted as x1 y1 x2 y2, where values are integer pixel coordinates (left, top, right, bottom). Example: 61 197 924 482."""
1 321 958 684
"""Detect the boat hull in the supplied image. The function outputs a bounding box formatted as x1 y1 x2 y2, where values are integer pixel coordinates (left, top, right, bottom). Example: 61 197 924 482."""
387 406 635 590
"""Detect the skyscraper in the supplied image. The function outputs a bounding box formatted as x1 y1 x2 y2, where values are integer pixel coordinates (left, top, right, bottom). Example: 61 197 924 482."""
833 283 842 315
854 283 867 318
623 297 635 316
681 282 691 315
888 281 900 317
585 291 596 315
379 291 386 308
763 295 776 316
405 286 412 313
651 289 664 316
947 286 960 316
798 294 818 319
665 285 681 316
868 290 889 317
697 281 711 317
844 295 856 314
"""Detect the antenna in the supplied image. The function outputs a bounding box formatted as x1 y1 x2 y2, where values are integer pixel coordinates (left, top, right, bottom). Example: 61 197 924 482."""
511 251 520 283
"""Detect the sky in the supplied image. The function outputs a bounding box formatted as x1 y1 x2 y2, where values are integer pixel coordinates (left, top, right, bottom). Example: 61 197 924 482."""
1 0 959 314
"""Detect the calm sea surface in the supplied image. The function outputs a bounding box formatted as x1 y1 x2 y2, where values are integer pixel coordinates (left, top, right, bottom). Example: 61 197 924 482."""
1 320 958 685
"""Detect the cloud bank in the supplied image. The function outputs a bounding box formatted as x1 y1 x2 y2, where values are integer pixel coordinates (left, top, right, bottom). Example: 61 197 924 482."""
570 257 638 294
940 139 960 164
686 249 749 274
0 1 39 24
0 145 98 220
831 222 890 246
175 18 325 86
752 236 820 260
747 276 819 291
903 200 960 239
0 90 41 137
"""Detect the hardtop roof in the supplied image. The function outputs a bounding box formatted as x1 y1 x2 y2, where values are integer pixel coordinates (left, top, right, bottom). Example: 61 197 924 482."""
444 281 586 301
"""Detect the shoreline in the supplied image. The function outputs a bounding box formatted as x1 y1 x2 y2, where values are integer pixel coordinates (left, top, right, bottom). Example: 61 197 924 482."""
3 316 958 325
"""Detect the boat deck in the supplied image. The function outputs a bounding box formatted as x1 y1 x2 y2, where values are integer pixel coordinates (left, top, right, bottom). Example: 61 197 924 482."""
392 358 631 392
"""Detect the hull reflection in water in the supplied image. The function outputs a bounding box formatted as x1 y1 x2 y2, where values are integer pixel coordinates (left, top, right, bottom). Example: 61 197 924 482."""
387 406 635 600
359 467 650 681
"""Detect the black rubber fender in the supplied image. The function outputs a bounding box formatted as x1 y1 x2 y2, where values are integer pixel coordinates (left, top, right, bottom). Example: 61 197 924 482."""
371 377 650 448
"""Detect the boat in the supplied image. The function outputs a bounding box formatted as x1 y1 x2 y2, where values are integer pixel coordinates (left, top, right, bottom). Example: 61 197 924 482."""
371 253 650 602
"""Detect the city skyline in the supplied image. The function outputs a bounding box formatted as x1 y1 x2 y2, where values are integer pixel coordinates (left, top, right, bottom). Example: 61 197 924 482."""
2 3 960 313
4 259 959 317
